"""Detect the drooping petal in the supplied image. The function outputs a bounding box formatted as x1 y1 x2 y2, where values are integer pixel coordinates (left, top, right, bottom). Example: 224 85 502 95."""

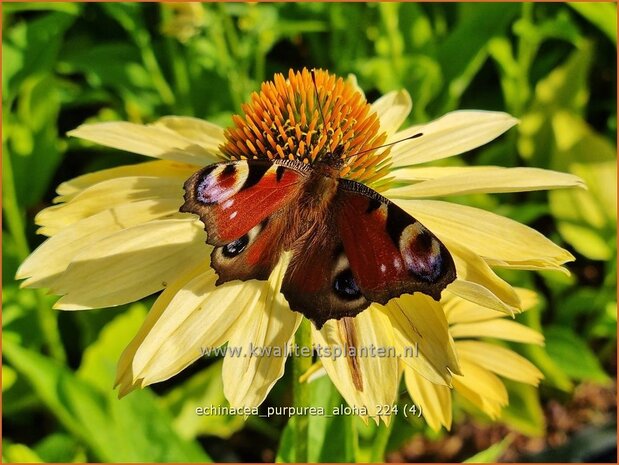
457 341 544 385
445 287 539 324
390 111 518 168
371 90 412 136
444 296 505 324
51 219 209 309
17 199 182 288
452 359 508 419
115 260 214 395
450 319 544 345
36 176 185 236
386 166 585 198
404 367 452 431
222 257 302 408
56 160 198 198
397 199 574 272
313 309 399 424
383 294 460 384
128 262 267 389
446 241 521 314
68 119 226 165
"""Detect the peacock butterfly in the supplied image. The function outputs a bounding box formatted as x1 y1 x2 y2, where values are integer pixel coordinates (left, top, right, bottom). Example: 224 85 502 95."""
180 70 456 328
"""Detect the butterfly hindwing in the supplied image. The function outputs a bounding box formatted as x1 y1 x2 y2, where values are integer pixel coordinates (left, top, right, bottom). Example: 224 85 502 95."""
335 179 456 304
181 159 309 284
281 223 371 329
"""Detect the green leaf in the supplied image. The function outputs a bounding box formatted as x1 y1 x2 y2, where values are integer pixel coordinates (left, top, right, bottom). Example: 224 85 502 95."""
518 42 594 166
8 73 64 207
276 376 357 462
544 326 610 383
568 3 617 46
434 3 520 112
307 376 357 462
275 415 295 463
2 365 17 392
500 381 545 436
77 304 147 390
162 360 245 440
464 434 514 462
4 11 77 99
3 3 81 15
550 158 616 260
3 442 44 463
4 324 211 462
34 433 85 463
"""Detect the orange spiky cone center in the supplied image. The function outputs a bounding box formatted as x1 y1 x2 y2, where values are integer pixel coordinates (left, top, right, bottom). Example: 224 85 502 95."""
222 68 391 186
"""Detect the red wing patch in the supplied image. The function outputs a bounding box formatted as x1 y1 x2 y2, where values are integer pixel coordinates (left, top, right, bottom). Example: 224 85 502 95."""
181 160 307 245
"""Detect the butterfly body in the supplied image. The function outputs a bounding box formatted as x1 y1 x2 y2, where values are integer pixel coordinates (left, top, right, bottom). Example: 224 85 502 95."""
181 158 456 328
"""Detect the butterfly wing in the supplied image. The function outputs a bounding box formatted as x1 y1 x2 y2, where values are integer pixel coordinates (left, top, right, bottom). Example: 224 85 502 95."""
280 179 455 328
181 159 309 283
281 224 371 328
335 179 456 304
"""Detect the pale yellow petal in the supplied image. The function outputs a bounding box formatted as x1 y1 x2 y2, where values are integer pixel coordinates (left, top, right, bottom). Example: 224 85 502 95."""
345 73 364 96
386 167 585 198
223 257 302 408
56 160 197 198
404 367 452 431
313 309 399 424
371 90 412 136
447 241 521 314
451 319 544 345
37 176 184 236
457 341 544 385
384 294 460 384
154 116 226 151
390 111 518 168
68 120 225 165
447 281 518 315
115 260 214 395
52 219 209 309
445 287 539 324
17 198 182 288
388 165 500 182
444 297 505 324
452 359 508 419
397 199 574 271
129 263 265 388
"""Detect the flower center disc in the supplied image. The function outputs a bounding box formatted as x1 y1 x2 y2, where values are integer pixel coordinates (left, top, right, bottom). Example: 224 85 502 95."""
222 68 391 184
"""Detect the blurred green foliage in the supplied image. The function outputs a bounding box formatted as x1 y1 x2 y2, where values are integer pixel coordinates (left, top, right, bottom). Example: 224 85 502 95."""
3 3 616 462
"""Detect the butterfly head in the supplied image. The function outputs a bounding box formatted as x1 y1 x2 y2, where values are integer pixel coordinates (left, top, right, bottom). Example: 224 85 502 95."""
221 68 392 185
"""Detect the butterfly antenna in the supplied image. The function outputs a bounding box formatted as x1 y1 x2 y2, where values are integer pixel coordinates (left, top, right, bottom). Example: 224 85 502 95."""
352 132 424 158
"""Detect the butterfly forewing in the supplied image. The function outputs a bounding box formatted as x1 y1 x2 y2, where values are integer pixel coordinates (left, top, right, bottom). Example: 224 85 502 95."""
181 159 309 283
335 179 456 304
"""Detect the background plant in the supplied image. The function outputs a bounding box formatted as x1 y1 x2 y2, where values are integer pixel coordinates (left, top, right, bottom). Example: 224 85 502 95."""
3 2 616 462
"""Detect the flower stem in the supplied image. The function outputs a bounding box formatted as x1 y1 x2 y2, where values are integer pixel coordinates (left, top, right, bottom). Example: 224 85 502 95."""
292 318 312 462
369 419 394 462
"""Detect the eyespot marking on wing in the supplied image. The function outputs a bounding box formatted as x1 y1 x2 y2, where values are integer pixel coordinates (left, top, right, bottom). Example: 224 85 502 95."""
214 220 264 261
332 253 364 302
400 222 443 282
195 163 249 204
